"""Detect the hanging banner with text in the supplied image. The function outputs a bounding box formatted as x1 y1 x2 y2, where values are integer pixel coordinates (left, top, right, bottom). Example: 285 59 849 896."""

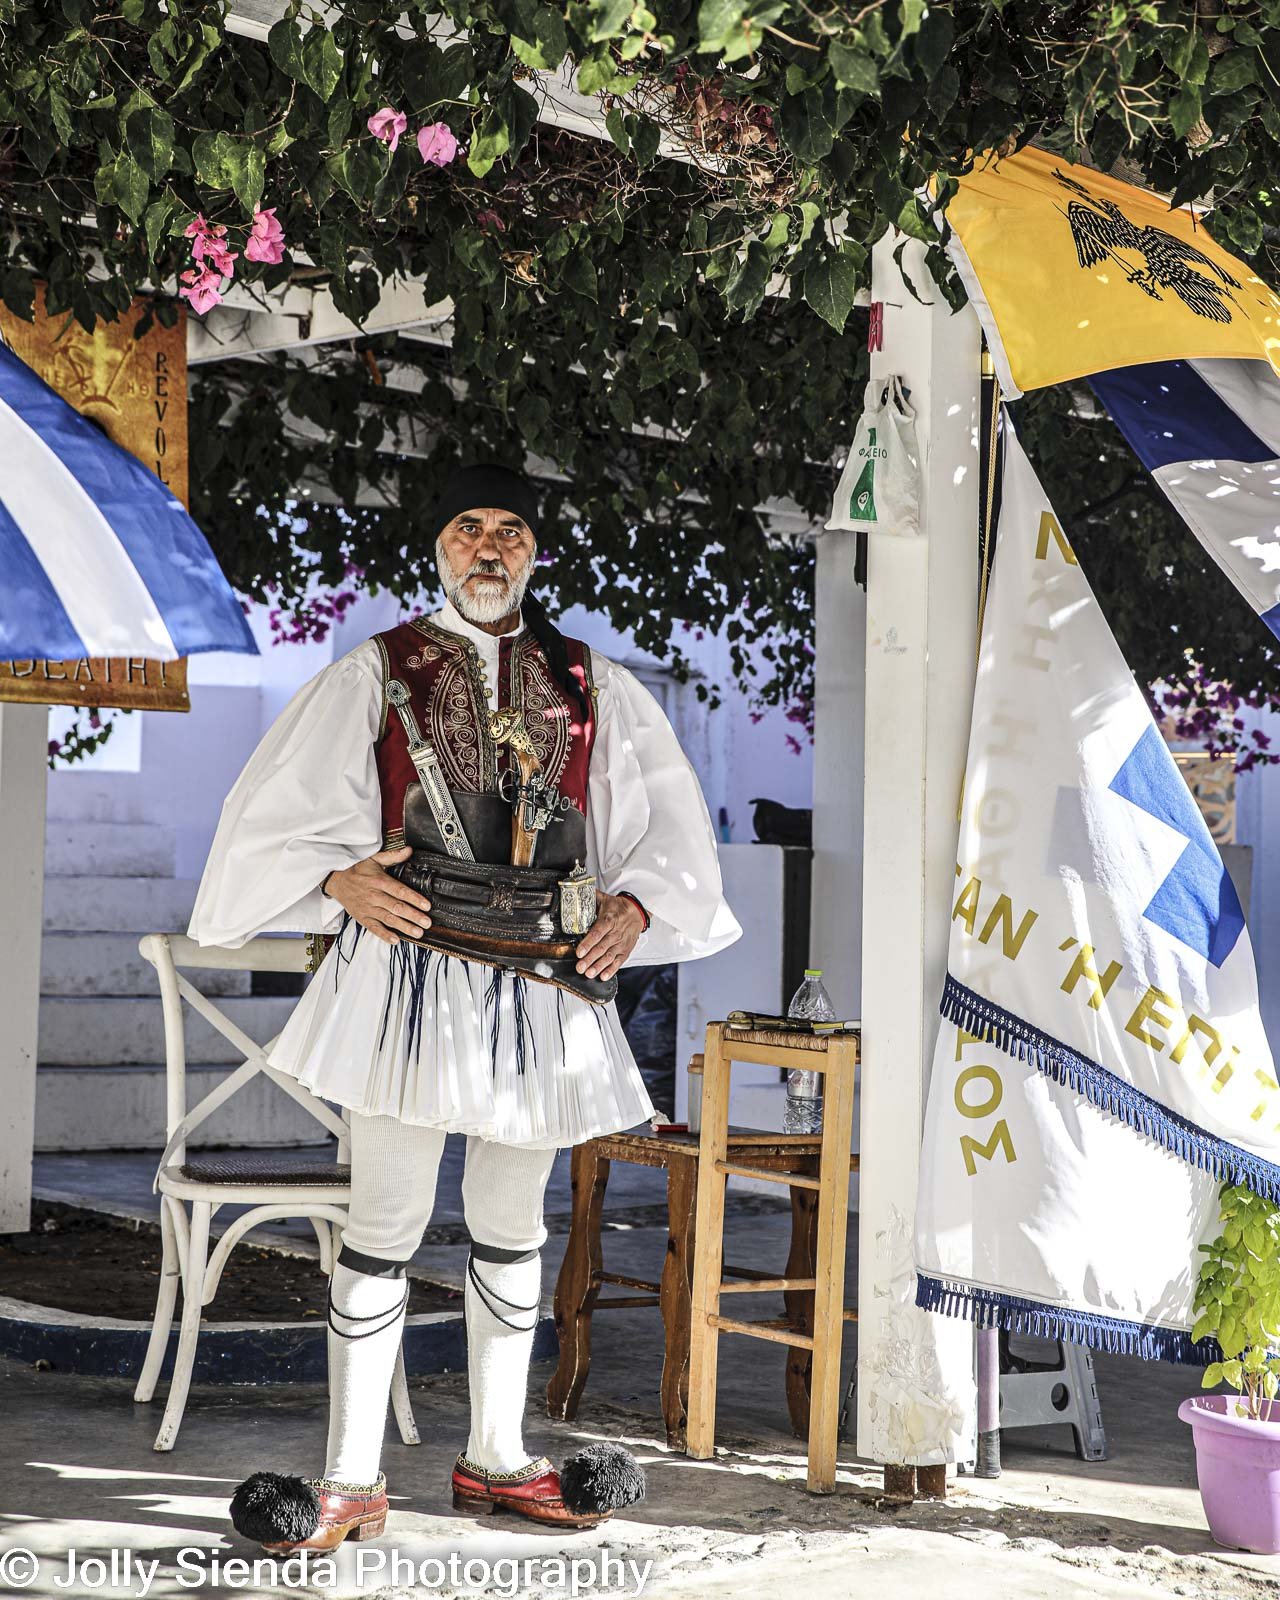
914 418 1280 1365
0 288 190 711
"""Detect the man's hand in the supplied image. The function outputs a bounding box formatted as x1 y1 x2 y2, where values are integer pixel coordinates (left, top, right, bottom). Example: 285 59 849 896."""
574 890 645 981
323 845 432 946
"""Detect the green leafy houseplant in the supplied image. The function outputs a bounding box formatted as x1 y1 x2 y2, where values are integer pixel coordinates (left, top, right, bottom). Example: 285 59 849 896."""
1192 1182 1280 1422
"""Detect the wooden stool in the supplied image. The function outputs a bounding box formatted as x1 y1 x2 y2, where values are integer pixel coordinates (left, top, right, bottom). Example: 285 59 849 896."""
546 1084 825 1449
686 1021 859 1493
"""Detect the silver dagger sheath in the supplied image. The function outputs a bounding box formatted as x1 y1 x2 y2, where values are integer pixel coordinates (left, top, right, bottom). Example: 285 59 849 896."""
385 678 475 861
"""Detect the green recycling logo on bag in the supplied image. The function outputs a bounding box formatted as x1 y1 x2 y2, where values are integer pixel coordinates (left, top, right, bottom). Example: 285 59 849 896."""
848 426 885 524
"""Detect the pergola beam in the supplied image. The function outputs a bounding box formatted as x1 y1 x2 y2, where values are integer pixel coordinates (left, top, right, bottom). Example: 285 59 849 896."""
221 4 710 170
285 410 820 535
209 334 826 537
187 281 453 364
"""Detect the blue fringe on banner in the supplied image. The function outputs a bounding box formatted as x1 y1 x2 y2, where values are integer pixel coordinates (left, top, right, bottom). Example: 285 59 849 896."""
940 972 1280 1205
915 1272 1220 1366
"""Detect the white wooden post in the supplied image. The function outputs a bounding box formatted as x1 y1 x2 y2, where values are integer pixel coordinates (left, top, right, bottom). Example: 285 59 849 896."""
809 534 866 1018
855 234 982 1469
0 703 48 1233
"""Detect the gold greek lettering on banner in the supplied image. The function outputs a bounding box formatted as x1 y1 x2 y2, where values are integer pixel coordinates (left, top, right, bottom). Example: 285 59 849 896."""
953 1028 1017 1177
952 869 1039 960
1034 511 1078 565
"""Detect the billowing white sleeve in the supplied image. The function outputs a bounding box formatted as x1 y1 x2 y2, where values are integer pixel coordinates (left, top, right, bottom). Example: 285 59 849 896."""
586 654 743 966
187 642 385 949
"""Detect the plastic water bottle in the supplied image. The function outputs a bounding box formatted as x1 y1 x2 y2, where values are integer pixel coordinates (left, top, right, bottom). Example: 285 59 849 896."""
784 968 835 1134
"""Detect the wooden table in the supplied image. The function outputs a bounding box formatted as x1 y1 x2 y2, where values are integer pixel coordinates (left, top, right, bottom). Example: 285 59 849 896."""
685 1022 859 1493
546 1125 826 1449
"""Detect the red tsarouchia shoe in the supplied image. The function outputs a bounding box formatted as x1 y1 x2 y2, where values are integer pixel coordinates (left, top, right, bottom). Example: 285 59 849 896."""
228 1471 388 1552
452 1455 611 1529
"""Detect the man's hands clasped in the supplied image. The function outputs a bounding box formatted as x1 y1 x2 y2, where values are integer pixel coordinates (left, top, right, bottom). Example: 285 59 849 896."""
323 845 431 945
323 848 642 976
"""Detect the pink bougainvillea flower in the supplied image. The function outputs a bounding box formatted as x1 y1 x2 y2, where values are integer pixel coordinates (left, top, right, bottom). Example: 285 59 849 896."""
178 265 224 315
184 214 238 277
203 238 239 276
416 121 458 166
367 106 408 153
244 206 286 265
475 209 505 233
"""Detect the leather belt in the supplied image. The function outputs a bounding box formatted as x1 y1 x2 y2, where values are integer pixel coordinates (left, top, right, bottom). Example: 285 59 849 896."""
390 849 618 1005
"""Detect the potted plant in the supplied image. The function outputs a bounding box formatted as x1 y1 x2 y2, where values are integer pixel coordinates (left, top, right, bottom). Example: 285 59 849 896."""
1179 1180 1280 1553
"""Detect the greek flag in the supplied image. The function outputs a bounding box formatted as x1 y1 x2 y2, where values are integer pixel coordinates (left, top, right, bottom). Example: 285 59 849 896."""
914 421 1280 1367
1092 358 1280 636
943 147 1280 640
0 341 257 661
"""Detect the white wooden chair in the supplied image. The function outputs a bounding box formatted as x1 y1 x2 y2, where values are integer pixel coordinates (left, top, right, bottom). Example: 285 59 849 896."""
133 931 421 1453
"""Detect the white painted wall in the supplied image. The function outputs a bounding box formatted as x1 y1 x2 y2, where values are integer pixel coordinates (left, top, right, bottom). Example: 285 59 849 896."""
1228 705 1280 1048
809 532 866 1022
675 841 793 1139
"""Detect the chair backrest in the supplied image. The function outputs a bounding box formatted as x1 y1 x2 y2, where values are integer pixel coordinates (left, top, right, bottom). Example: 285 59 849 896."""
138 932 348 1183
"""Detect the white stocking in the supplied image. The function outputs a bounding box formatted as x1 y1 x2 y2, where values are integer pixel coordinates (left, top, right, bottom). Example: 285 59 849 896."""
324 1112 445 1483
460 1137 559 1473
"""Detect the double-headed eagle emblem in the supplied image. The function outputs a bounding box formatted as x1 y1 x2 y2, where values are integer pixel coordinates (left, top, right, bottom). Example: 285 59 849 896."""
1053 168 1241 323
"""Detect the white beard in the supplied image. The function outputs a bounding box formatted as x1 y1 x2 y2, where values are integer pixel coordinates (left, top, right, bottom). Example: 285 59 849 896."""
437 540 534 625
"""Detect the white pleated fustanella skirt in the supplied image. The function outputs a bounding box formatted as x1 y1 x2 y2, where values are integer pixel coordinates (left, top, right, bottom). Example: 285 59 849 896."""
265 915 657 1148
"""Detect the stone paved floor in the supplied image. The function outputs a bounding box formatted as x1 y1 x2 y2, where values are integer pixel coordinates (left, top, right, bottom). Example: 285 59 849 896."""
2 1149 1276 1599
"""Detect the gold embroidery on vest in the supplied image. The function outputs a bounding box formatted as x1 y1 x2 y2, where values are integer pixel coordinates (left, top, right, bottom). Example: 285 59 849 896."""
408 618 496 791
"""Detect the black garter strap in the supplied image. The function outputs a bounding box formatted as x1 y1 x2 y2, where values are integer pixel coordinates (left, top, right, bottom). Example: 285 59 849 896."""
470 1239 539 1265
327 1276 410 1341
328 1245 412 1340
337 1242 409 1278
466 1247 541 1333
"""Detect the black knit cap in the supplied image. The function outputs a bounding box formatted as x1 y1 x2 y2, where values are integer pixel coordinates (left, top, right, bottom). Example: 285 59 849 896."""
431 461 540 541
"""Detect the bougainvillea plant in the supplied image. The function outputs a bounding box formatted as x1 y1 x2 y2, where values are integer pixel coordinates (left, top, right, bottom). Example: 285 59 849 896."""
1150 663 1277 774
2 1 1280 742
48 709 122 770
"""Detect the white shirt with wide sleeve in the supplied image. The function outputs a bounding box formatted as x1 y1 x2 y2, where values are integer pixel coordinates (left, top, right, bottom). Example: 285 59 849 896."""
187 601 741 1146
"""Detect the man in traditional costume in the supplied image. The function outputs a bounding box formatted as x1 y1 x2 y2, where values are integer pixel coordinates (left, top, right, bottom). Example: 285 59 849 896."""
188 463 741 1550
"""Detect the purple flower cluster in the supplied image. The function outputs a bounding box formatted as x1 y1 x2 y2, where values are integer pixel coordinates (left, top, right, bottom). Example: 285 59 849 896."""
265 562 363 647
1151 664 1277 774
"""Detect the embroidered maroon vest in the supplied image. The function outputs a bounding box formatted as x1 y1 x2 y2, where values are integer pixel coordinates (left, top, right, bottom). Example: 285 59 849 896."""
372 615 597 849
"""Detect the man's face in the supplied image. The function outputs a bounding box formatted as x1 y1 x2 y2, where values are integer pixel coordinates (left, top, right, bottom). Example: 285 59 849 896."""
435 507 537 624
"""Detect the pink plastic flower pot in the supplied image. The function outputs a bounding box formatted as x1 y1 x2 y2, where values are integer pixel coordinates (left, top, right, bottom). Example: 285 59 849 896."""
1179 1393 1280 1553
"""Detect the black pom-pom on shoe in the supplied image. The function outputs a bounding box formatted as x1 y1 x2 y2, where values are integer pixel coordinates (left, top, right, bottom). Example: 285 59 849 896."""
559 1443 646 1515
229 1472 322 1544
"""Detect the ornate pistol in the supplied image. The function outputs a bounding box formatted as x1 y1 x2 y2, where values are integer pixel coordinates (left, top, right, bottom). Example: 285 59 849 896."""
489 706 571 867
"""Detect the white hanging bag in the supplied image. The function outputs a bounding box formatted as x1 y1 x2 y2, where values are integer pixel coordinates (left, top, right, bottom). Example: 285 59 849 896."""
825 375 921 536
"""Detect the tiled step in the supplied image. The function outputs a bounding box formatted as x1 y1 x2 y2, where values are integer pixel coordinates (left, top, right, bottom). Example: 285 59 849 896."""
38 995 297 1066
39 933 249 998
34 1064 335 1152
42 876 198 934
44 821 176 879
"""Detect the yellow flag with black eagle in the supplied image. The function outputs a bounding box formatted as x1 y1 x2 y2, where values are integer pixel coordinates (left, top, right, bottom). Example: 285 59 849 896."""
946 145 1280 397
